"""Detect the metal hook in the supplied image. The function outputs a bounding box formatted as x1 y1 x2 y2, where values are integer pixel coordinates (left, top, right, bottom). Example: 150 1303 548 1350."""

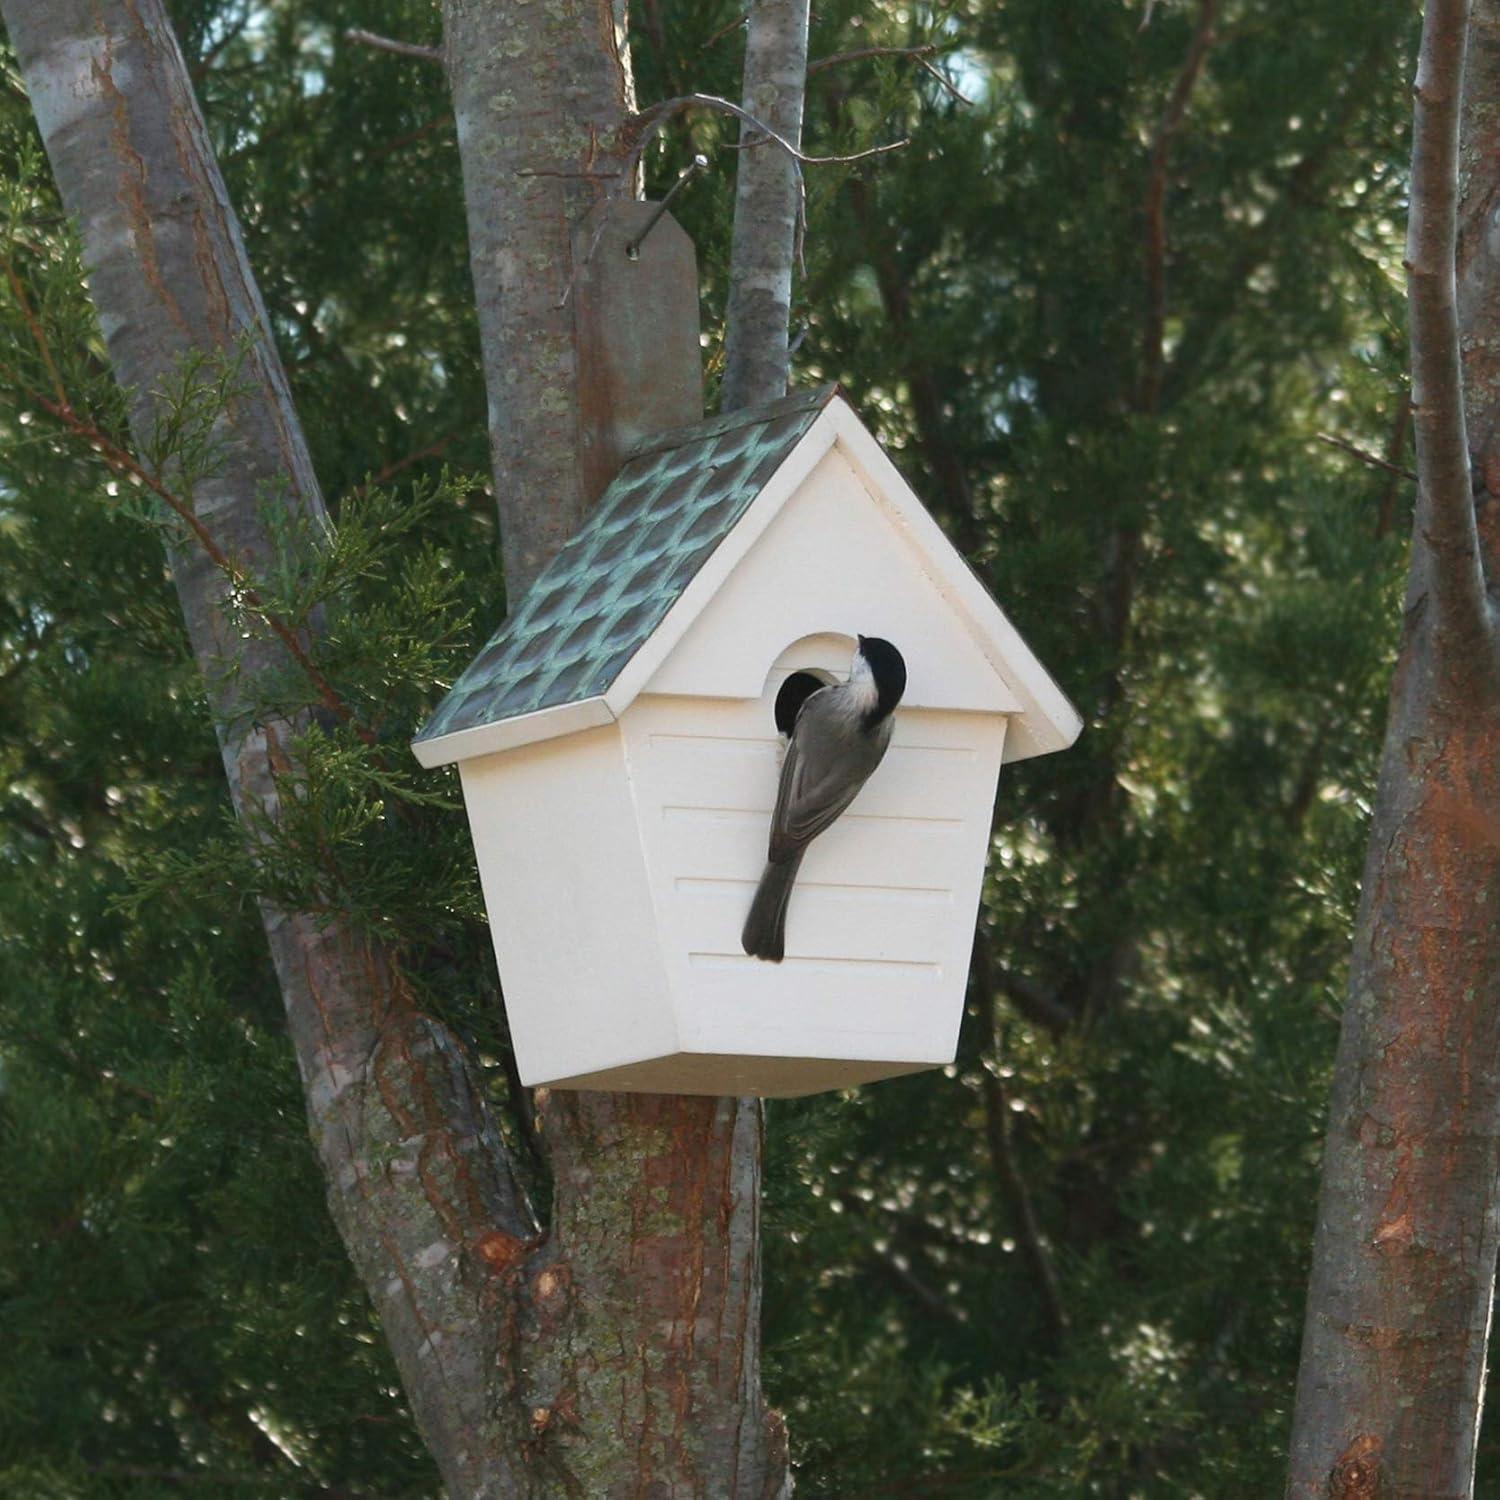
625 154 709 261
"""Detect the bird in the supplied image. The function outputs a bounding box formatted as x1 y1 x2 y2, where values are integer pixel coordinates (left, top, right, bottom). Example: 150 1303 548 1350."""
742 636 907 962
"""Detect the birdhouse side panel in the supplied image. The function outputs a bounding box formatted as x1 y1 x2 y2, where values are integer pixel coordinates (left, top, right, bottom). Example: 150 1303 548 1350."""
620 693 1007 1066
458 724 677 1086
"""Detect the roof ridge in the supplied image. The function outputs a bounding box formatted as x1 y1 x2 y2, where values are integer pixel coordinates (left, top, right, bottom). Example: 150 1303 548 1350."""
623 382 841 465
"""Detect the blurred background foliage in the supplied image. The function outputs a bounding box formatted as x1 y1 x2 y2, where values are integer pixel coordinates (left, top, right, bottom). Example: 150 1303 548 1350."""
0 0 1444 1493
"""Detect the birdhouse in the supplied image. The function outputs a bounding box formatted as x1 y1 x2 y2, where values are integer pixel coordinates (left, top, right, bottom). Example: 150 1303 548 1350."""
412 386 1080 1096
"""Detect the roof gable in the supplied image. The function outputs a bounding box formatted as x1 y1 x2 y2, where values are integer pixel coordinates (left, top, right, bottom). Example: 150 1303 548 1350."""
413 388 1081 768
636 440 1024 715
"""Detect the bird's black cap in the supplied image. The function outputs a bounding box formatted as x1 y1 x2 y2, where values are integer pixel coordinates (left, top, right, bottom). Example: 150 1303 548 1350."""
856 635 906 723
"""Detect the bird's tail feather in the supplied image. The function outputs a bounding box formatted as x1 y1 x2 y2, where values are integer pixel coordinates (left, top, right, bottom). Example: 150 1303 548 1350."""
741 853 806 962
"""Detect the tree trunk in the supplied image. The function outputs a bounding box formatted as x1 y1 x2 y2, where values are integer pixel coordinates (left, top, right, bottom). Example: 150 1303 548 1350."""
0 3 541 1492
438 2 789 1493
1287 3 1500 1495
721 0 811 411
7 0 790 1493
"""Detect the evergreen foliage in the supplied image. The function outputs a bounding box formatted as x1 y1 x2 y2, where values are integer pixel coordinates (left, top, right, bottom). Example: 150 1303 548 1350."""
0 0 1469 1493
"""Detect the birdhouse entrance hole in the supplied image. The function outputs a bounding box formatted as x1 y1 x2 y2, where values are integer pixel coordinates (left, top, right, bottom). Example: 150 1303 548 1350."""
766 633 844 735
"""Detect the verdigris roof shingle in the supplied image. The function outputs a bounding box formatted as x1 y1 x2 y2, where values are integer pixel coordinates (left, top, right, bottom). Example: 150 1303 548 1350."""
414 384 838 748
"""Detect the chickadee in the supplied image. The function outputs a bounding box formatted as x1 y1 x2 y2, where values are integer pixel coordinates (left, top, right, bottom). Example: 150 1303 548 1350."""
742 636 907 963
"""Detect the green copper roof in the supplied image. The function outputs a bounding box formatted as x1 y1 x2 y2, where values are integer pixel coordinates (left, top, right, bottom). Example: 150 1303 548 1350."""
414 384 838 747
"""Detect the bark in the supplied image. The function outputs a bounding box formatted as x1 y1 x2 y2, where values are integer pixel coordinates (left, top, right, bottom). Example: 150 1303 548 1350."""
1459 0 1500 519
440 0 636 595
9 1 789 1494
721 0 811 410
439 1 790 1493
0 3 541 1493
1287 4 1500 1495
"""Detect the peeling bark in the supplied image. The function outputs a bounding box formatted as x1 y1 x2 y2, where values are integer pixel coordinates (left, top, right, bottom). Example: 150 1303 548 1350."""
721 0 811 411
1287 4 1500 1495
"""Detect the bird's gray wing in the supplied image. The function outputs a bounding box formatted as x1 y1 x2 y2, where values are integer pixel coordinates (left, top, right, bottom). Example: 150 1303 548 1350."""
767 696 882 862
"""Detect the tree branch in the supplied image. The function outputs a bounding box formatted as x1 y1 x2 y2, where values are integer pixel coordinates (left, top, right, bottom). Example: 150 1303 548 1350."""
1377 398 1415 539
971 929 1070 1345
1408 0 1489 660
864 1245 969 1330
808 43 937 72
344 28 443 66
808 44 972 106
618 92 905 306
700 10 750 52
21 384 373 746
352 429 462 496
993 963 1077 1035
1316 429 1419 484
1139 0 1217 414
722 0 811 409
1162 37 1386 410
625 91 907 172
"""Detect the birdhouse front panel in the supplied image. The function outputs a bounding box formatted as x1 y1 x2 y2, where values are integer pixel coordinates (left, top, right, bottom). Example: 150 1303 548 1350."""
619 679 1008 1082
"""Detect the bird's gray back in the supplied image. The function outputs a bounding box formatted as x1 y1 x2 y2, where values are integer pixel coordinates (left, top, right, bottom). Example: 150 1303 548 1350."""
768 690 894 861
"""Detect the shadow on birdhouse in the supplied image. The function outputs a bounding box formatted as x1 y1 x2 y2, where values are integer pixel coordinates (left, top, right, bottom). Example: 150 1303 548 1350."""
413 386 1081 1097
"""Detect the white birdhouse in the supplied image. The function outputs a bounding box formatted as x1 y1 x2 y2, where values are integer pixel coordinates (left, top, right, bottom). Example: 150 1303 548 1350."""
412 386 1081 1096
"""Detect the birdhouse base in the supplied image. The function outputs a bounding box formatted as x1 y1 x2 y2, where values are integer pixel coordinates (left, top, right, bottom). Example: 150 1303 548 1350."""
539 1051 939 1099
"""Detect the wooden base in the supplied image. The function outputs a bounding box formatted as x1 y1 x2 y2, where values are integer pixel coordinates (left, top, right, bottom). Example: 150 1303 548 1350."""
539 1051 937 1098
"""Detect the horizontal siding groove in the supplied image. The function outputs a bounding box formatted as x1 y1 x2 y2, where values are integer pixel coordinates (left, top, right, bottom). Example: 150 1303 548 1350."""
661 805 966 829
674 876 953 901
688 952 943 975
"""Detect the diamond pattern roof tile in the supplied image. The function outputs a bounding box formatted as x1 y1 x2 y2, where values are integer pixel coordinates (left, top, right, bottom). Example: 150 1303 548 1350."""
414 384 838 748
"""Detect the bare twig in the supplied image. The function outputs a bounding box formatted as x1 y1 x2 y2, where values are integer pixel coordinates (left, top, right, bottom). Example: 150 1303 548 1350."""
994 964 1077 1034
1139 0 1217 414
640 0 668 73
808 43 936 72
368 113 454 165
1316 430 1419 484
513 168 622 181
622 92 907 278
1377 399 1414 538
623 92 907 175
353 430 462 496
917 55 973 106
344 28 444 66
700 9 750 51
624 153 709 257
190 6 252 80
808 43 971 106
1407 0 1488 657
864 1245 968 1329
